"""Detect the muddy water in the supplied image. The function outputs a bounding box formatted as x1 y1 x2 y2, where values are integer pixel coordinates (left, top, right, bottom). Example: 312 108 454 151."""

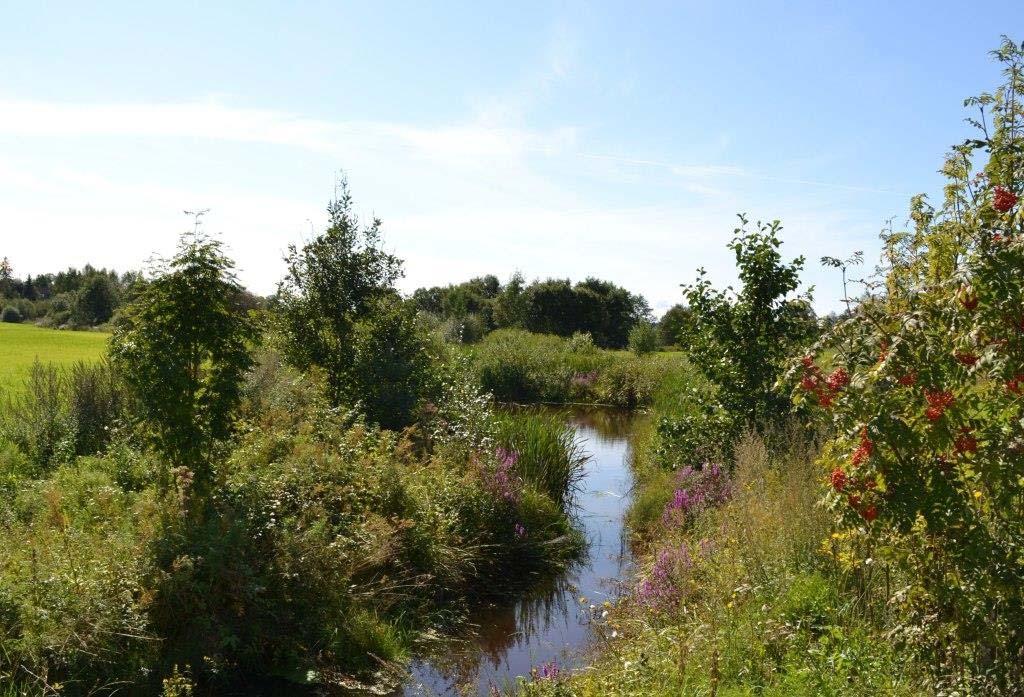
400 407 640 696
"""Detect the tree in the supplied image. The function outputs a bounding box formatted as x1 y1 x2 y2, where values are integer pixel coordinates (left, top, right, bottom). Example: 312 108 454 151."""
278 178 404 409
111 229 254 496
493 271 529 329
628 321 660 355
792 39 1024 688
0 257 14 297
349 295 430 429
657 304 692 347
682 216 813 426
72 274 117 326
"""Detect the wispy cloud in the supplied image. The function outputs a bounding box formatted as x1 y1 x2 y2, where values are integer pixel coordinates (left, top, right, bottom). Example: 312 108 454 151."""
0 96 891 313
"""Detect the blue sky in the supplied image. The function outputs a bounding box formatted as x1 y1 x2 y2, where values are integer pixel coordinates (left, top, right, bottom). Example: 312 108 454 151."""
1 2 1020 314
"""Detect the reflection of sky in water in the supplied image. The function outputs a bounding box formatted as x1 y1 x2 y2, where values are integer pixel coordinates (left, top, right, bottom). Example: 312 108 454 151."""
401 408 639 696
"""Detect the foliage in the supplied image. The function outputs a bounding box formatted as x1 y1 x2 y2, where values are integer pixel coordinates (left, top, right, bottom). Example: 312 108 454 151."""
71 273 117 326
0 261 140 328
494 411 587 507
471 329 673 407
627 321 660 355
0 306 20 323
277 179 405 412
414 273 651 349
681 215 814 428
110 231 255 493
349 295 431 429
789 38 1024 692
0 361 125 471
657 304 691 348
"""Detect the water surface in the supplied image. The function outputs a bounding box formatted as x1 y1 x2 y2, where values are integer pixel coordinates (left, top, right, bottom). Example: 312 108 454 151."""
400 406 639 695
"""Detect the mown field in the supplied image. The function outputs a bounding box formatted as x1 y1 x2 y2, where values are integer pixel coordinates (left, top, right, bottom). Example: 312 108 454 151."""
0 323 109 394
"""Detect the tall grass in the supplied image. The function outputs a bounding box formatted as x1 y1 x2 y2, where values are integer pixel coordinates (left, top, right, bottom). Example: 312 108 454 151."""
0 360 125 470
472 329 688 408
523 426 926 696
494 411 588 508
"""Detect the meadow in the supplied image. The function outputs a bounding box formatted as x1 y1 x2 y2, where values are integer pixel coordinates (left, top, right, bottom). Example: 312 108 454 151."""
0 323 108 394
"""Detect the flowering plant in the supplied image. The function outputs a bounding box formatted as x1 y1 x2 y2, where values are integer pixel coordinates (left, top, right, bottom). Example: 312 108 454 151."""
789 39 1024 686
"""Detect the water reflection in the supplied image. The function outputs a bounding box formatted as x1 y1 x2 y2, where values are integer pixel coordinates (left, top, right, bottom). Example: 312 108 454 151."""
401 406 639 696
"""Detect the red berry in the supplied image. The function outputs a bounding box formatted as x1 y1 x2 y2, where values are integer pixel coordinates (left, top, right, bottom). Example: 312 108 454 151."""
826 367 850 391
955 352 979 366
925 390 954 420
862 505 878 522
800 375 818 391
847 493 861 509
897 372 918 386
994 186 1018 213
801 355 815 368
1008 375 1024 395
830 467 847 491
954 430 978 454
961 292 978 312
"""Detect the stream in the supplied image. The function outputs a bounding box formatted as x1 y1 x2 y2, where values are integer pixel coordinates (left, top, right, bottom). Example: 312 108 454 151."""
399 406 640 695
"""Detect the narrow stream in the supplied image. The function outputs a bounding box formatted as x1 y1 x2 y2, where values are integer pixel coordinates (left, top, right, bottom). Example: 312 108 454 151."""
400 406 640 696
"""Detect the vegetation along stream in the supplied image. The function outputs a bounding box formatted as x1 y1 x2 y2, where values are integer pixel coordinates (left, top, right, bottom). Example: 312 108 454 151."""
400 406 642 696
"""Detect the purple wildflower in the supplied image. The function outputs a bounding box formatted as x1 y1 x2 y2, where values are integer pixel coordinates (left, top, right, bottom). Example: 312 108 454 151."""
571 370 599 388
636 544 693 611
661 463 732 528
534 659 560 680
514 522 527 539
486 447 522 504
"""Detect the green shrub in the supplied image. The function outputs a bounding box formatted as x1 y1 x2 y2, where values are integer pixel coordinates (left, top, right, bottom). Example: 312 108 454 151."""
1 306 21 323
1 361 126 471
0 458 157 693
595 355 663 408
349 295 431 430
628 321 660 355
473 329 570 402
790 39 1024 691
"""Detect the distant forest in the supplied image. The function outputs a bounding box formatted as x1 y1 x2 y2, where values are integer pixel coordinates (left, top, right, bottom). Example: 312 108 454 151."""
1 255 699 349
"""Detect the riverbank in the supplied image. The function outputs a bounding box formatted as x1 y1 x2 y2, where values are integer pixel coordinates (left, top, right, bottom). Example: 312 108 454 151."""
0 350 589 695
401 406 642 695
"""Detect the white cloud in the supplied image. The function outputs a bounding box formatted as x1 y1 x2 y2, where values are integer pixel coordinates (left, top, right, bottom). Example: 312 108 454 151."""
0 97 888 314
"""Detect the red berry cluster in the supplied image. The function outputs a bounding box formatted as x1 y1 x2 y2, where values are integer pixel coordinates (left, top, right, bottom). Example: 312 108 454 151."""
925 389 955 421
955 351 979 366
954 429 978 454
993 185 1019 213
845 492 878 522
850 426 873 467
798 356 849 408
897 371 918 387
1008 375 1024 395
830 467 847 491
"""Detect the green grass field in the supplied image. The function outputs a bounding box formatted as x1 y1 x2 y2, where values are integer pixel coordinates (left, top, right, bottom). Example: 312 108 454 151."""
0 323 109 395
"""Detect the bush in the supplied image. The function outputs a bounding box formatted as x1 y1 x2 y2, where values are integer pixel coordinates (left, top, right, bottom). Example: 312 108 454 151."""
349 295 431 430
0 361 125 470
680 216 815 427
628 321 660 355
494 411 587 507
1 306 21 323
473 329 572 403
0 458 158 693
790 39 1024 691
